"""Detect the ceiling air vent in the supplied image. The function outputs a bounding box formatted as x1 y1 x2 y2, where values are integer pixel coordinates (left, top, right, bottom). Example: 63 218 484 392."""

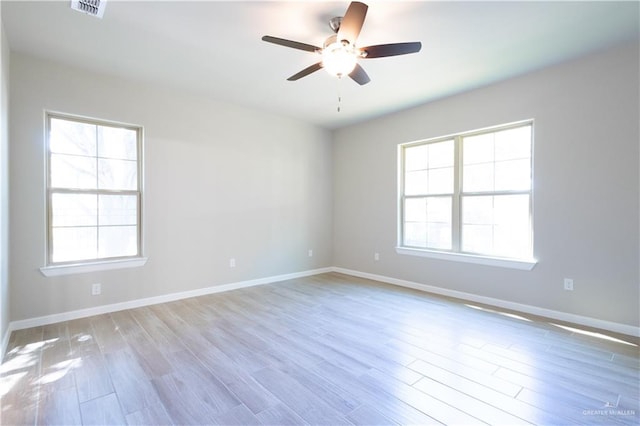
70 0 107 19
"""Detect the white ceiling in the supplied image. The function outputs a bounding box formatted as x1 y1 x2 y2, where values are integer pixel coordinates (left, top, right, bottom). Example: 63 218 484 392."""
3 1 639 129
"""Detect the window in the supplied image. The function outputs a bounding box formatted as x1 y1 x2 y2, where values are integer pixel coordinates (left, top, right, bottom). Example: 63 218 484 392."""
399 121 535 268
45 113 143 267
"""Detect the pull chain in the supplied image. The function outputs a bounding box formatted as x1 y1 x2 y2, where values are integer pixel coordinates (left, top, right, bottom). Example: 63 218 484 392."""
337 75 343 112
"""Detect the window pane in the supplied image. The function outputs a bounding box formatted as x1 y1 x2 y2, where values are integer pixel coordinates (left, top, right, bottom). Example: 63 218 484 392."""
426 196 452 249
99 195 138 226
98 226 138 258
50 154 97 189
50 118 96 156
98 158 137 190
405 140 455 196
494 194 531 258
494 194 530 230
428 198 451 249
427 223 451 250
495 159 530 191
463 133 493 165
404 196 452 250
462 224 493 254
405 170 428 195
463 163 494 192
462 196 493 225
428 167 453 194
51 227 97 262
494 126 531 161
426 196 452 224
404 222 427 247
405 145 428 171
51 193 97 227
404 198 427 222
98 127 137 160
494 227 530 259
428 140 454 168
461 194 531 258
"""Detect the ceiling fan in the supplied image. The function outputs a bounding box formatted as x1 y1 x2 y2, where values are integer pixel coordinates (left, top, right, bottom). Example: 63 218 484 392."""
262 1 422 85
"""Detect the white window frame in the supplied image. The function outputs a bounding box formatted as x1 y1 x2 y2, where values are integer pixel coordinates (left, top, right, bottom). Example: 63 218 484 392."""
397 120 537 270
40 112 147 277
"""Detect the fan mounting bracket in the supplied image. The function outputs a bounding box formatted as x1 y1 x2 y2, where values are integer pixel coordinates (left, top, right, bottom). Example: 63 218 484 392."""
329 16 343 33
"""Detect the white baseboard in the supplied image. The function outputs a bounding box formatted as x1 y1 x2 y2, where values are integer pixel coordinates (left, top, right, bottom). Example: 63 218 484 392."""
7 267 333 334
332 267 640 338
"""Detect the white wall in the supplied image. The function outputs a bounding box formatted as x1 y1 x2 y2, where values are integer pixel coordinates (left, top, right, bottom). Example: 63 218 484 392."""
0 2 11 349
9 53 333 322
333 42 640 329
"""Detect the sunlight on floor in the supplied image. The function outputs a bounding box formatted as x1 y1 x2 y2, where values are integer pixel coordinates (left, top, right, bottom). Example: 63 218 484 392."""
464 304 532 322
550 323 638 347
0 337 82 399
37 358 82 385
0 352 38 375
463 304 638 348
0 371 27 397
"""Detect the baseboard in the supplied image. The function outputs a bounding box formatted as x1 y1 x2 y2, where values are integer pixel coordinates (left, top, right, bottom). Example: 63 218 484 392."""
7 267 333 333
332 267 640 338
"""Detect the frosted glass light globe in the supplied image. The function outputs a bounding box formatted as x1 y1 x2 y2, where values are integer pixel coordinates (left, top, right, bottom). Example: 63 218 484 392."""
322 35 357 77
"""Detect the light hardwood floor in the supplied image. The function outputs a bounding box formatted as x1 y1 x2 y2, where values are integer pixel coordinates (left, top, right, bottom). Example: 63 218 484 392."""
1 272 639 425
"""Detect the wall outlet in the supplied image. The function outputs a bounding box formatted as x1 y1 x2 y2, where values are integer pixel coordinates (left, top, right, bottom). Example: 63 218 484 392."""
308 249 313 257
563 278 574 291
374 252 380 261
229 258 236 268
91 283 101 295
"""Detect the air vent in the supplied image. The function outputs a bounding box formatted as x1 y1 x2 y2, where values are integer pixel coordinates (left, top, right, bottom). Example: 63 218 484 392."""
70 0 107 18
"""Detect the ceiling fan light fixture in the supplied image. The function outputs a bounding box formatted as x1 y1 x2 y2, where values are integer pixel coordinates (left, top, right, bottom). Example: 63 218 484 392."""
322 35 357 77
261 1 420 86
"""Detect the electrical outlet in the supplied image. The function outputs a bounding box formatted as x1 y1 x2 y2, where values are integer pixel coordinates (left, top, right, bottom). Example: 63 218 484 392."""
374 252 380 261
91 283 101 295
229 258 236 268
564 278 574 291
308 249 313 257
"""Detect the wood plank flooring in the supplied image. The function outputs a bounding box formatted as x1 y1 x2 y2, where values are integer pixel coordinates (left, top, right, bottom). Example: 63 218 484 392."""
1 272 639 425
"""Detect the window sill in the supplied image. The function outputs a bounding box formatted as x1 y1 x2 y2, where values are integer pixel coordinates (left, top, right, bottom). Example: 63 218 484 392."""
396 247 537 270
40 257 148 277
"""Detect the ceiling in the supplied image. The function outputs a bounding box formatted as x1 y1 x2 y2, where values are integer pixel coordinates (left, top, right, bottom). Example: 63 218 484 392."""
3 1 639 129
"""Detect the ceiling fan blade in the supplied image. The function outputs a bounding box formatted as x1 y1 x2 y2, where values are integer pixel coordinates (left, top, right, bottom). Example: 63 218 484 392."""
338 2 368 44
360 42 422 58
262 35 320 52
349 63 370 85
287 62 324 81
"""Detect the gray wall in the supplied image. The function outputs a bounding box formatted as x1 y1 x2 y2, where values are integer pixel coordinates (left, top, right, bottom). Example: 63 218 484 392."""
7 41 639 332
9 53 333 322
333 42 639 328
1 3 10 347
